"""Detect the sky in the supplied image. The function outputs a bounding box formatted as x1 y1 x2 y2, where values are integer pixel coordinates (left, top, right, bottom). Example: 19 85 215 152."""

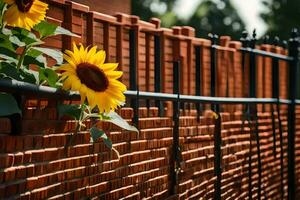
173 0 268 37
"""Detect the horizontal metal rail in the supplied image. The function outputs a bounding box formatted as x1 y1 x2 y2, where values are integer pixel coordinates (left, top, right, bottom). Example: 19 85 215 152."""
0 79 299 105
239 47 293 61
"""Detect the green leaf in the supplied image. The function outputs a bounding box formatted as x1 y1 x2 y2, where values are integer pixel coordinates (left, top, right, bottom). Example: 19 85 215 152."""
8 27 41 46
89 127 112 149
99 113 111 120
54 26 79 37
57 104 82 120
33 21 57 39
0 34 17 61
33 20 79 38
20 68 37 84
23 49 47 68
0 48 17 63
103 112 139 132
0 2 7 24
0 93 21 116
0 33 16 50
39 68 59 87
0 62 37 83
0 62 22 80
32 47 63 64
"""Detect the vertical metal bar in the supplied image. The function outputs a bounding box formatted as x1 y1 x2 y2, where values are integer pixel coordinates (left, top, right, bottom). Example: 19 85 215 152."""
246 105 253 200
262 35 270 113
145 33 151 112
209 34 219 112
288 29 299 200
277 102 284 200
271 56 279 158
273 38 285 200
9 94 22 135
240 31 249 97
195 46 202 120
249 30 262 200
209 33 221 200
170 60 180 196
240 31 254 200
213 111 221 200
129 29 139 128
154 34 164 117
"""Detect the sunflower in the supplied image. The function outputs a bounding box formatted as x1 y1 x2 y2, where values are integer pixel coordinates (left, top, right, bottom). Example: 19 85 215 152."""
3 0 48 30
58 43 127 113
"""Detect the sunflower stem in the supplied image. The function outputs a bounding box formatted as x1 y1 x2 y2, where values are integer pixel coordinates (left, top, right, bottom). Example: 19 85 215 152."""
65 103 86 147
16 46 28 70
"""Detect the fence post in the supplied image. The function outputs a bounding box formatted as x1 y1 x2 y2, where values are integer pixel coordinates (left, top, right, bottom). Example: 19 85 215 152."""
170 60 181 196
288 28 299 200
271 36 285 200
129 25 139 128
195 45 202 120
154 34 164 117
209 33 222 200
240 31 254 199
249 30 262 200
240 31 249 97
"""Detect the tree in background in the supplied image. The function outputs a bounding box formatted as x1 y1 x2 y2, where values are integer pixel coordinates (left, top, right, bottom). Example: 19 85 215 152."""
131 0 178 27
185 0 245 39
132 0 245 40
260 0 300 40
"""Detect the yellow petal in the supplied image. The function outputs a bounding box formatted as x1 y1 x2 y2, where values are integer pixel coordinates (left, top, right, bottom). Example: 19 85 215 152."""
57 64 75 71
86 89 96 109
80 93 87 104
63 54 77 67
109 79 127 91
65 50 80 65
93 50 106 66
106 71 123 79
101 63 118 71
86 46 97 61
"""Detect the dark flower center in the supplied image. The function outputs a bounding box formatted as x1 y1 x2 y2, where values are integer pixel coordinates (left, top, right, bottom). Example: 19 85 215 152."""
16 0 34 12
76 63 109 92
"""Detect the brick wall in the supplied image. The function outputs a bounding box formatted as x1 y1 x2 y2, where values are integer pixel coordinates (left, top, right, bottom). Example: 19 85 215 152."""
0 0 298 199
70 0 131 16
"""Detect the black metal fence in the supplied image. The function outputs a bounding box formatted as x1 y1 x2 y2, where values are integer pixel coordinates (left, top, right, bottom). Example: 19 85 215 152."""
0 28 299 200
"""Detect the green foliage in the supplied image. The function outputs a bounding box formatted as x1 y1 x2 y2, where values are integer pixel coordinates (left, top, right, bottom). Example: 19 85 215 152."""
0 62 36 83
260 0 300 39
39 68 59 87
32 47 63 65
185 0 245 40
89 127 112 149
0 18 76 87
0 0 132 154
6 27 42 46
132 0 245 39
33 20 79 39
102 112 139 133
0 34 17 61
23 49 47 69
132 0 177 27
57 104 82 120
0 93 21 116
